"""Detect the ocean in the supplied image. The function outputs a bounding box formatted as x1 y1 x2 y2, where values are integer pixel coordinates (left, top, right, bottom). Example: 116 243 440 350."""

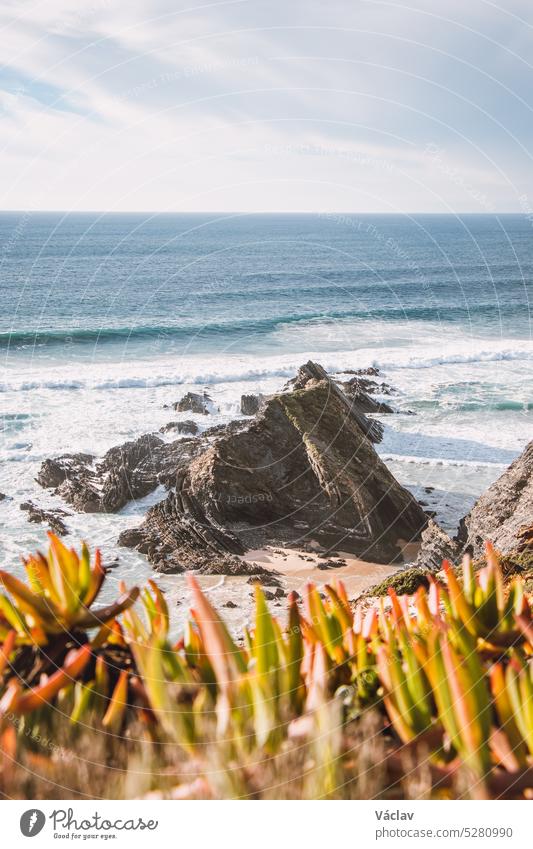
1 212 532 611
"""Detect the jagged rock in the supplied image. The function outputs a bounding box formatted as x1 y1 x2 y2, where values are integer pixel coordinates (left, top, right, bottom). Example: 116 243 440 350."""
414 519 460 571
341 377 395 414
98 434 169 511
0 492 6 501
457 440 533 559
246 572 283 588
240 393 266 416
36 453 95 489
123 369 427 569
284 360 330 391
20 501 69 536
174 392 211 415
284 360 384 442
203 420 249 439
160 420 199 435
37 434 202 513
343 367 380 377
341 374 394 396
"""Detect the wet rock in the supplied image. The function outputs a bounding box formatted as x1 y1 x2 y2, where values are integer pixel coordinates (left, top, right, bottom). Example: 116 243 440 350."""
20 501 69 536
342 367 380 377
456 440 533 559
240 393 266 416
174 392 211 415
37 434 202 513
124 365 427 569
160 420 199 435
36 453 95 490
340 376 395 413
117 527 146 548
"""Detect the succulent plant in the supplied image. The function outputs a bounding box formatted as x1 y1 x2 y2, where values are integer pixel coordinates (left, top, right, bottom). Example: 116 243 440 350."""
0 537 532 799
0 534 139 644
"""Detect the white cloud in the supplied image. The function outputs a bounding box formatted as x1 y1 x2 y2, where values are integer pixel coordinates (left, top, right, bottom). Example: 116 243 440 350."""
0 0 531 211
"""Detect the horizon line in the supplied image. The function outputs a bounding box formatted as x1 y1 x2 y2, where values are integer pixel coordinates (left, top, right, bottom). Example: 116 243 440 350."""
0 209 527 216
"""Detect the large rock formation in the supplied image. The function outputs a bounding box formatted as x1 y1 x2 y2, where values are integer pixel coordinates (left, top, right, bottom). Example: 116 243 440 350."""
456 440 533 559
122 365 427 571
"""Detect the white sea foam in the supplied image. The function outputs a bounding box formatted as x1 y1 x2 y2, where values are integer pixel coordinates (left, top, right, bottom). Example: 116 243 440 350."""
2 336 532 393
379 453 508 469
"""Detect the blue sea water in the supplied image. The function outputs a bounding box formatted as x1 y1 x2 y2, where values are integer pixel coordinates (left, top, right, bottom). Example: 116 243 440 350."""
0 212 532 595
1 212 532 354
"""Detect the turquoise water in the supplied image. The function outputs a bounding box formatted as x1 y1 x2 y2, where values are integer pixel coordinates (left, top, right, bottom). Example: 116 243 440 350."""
0 212 532 585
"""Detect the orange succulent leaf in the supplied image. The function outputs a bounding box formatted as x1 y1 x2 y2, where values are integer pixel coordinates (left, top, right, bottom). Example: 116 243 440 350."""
14 644 92 714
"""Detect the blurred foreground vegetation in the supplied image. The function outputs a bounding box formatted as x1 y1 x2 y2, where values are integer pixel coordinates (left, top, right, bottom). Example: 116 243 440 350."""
1 534 532 800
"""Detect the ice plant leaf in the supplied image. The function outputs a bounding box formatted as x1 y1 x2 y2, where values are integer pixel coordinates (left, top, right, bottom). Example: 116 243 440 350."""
14 644 92 714
74 587 140 630
253 585 279 675
102 670 129 733
186 575 246 693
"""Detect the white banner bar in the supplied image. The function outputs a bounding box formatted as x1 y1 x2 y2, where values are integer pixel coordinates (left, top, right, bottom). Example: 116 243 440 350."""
2 799 530 848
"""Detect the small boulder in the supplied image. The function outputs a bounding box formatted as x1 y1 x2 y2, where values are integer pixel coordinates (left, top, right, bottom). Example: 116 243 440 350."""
174 392 211 415
117 527 146 548
160 420 199 435
20 501 69 536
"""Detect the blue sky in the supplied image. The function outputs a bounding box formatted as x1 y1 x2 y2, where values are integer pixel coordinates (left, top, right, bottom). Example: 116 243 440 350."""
0 0 532 212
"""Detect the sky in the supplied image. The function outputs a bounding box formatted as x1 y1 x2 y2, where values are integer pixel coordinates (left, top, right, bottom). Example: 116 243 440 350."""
0 0 532 213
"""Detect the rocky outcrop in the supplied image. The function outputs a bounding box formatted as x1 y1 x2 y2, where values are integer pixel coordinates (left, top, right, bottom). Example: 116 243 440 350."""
241 393 266 416
413 519 460 571
37 434 202 513
343 367 380 377
341 376 394 414
20 501 70 536
174 392 211 415
284 361 384 442
123 368 427 571
456 440 533 559
160 420 199 435
36 453 95 490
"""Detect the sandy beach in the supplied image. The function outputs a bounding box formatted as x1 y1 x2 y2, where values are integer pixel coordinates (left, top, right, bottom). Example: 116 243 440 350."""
242 545 405 598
